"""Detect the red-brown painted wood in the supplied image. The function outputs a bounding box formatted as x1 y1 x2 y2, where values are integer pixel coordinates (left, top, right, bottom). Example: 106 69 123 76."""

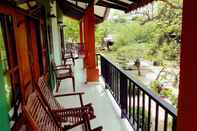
28 20 41 81
13 15 34 102
177 0 197 131
82 4 99 82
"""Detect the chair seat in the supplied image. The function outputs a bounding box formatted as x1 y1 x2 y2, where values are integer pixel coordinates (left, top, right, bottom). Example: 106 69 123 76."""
55 70 72 79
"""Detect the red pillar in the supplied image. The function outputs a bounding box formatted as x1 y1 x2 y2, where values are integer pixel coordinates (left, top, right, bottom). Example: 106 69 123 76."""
177 0 197 130
82 4 99 82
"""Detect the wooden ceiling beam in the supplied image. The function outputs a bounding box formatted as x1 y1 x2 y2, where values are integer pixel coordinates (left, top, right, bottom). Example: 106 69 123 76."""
97 0 127 11
106 0 130 8
66 0 90 3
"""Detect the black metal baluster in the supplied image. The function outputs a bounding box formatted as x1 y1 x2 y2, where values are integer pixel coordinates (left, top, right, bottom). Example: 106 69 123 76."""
155 103 159 131
129 81 131 119
114 68 117 99
142 92 145 131
137 87 140 131
164 111 168 131
118 72 120 104
120 73 128 118
148 97 151 131
105 59 109 89
115 69 118 101
111 67 114 96
172 116 176 131
108 63 111 90
132 83 136 124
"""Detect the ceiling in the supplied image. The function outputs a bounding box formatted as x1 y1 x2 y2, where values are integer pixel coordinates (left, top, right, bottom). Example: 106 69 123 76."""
4 0 153 23
57 0 154 23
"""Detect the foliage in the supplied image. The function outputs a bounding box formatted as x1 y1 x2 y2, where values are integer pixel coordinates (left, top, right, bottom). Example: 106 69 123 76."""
63 17 79 42
160 88 173 97
130 107 151 131
170 94 178 107
150 80 160 95
96 0 182 68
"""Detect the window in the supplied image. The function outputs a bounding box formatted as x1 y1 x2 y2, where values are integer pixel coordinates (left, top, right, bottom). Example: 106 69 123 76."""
0 15 12 111
1 15 22 120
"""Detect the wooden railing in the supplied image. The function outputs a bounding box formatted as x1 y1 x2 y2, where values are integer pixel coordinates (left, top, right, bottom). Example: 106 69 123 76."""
97 54 177 131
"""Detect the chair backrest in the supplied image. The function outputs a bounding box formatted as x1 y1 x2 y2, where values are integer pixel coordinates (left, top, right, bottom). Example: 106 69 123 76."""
22 92 61 131
36 76 61 110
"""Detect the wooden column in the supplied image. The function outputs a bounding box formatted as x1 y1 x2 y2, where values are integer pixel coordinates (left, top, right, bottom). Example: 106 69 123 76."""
177 0 197 130
82 4 99 82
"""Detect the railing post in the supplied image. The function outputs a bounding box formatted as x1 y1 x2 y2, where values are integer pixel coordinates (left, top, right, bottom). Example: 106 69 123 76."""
120 73 128 118
100 56 108 89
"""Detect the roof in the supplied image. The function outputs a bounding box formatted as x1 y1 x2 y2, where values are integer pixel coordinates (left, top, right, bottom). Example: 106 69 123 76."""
96 0 154 12
57 0 109 24
57 0 154 23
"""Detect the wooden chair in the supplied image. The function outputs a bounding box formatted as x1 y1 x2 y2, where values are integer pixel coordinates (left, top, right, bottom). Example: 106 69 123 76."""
52 61 75 92
36 76 97 128
36 75 89 110
62 47 75 65
22 92 103 131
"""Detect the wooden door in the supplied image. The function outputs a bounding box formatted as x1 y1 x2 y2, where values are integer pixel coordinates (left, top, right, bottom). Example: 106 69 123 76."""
40 18 48 74
26 19 40 81
12 15 33 103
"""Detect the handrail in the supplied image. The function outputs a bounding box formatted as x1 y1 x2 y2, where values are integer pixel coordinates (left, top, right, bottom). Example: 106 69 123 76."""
100 54 177 116
97 53 177 131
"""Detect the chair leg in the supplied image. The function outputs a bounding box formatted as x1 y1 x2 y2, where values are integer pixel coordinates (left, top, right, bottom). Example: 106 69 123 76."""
56 80 61 92
72 58 75 65
72 77 75 92
64 59 66 65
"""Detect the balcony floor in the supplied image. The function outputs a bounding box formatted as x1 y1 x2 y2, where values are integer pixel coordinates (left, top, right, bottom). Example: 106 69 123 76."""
54 58 134 131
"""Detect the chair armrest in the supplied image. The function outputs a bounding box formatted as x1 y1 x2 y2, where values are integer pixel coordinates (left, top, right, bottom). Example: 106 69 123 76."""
51 103 93 113
54 68 71 71
54 65 71 69
54 92 85 106
91 126 103 131
54 92 84 97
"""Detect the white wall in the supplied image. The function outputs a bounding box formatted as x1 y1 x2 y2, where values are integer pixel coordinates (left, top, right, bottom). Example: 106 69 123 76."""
50 1 61 65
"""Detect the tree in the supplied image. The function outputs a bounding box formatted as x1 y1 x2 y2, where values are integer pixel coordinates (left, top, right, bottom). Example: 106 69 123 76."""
63 17 79 42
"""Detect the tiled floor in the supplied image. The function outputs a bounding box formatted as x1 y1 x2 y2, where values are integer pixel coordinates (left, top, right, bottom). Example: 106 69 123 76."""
54 58 134 131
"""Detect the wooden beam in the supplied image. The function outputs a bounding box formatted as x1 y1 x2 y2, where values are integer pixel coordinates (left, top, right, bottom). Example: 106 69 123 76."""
97 0 128 11
106 0 131 8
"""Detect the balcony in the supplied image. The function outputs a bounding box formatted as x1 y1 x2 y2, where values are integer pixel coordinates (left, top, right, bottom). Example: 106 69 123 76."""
55 57 134 131
56 54 177 131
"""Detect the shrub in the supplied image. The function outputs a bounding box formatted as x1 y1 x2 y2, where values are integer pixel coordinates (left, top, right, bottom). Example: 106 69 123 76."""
130 107 151 131
150 80 160 95
160 88 173 98
170 95 178 107
128 86 140 96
